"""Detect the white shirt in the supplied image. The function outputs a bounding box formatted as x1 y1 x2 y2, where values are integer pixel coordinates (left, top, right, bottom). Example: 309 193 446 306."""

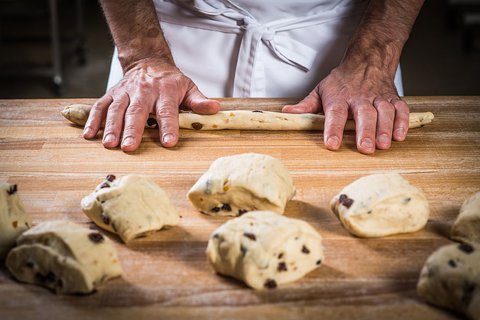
107 0 404 97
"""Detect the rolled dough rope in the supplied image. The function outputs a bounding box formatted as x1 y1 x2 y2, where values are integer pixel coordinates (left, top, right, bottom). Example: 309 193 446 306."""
62 104 434 131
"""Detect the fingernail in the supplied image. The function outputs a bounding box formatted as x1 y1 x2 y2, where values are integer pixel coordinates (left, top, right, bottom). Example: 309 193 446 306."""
395 128 405 139
377 134 390 145
361 138 374 149
327 136 340 148
83 127 92 136
163 134 175 144
122 136 134 146
103 133 115 143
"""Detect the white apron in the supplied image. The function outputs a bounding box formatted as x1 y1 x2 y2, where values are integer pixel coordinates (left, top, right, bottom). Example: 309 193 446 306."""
107 0 404 97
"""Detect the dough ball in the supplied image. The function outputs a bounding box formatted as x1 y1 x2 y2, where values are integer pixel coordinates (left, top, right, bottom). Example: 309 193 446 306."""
0 183 31 259
188 153 295 217
452 191 480 244
206 211 324 290
330 173 429 237
6 220 122 294
417 243 480 320
81 174 179 243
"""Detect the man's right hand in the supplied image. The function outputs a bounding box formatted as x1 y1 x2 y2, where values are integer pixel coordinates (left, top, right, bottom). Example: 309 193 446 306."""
83 58 220 152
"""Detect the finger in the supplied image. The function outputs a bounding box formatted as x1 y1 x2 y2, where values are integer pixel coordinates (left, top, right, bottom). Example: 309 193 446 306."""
102 95 129 148
121 97 151 152
282 90 322 114
392 98 410 141
83 95 112 139
323 100 348 150
156 95 179 148
353 101 377 154
182 84 220 115
374 98 395 150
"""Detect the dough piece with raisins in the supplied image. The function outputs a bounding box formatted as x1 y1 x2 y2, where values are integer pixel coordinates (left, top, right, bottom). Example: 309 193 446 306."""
417 243 480 320
188 153 295 217
206 211 323 289
0 183 31 258
81 174 179 243
452 191 480 244
330 173 429 237
6 220 122 294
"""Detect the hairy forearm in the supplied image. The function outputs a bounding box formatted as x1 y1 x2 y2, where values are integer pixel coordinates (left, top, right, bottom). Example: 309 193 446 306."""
99 0 174 71
343 0 425 77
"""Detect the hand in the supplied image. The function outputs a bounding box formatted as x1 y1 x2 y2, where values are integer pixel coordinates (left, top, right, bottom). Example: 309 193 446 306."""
83 58 220 152
282 61 409 154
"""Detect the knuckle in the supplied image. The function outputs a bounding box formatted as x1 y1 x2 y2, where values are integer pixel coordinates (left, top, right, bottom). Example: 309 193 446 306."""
126 103 146 115
326 104 348 118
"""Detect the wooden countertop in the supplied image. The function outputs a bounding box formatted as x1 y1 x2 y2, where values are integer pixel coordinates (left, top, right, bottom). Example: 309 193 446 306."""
0 97 479 320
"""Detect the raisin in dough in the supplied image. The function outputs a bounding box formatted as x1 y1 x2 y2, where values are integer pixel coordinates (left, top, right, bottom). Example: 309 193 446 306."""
452 191 480 244
6 220 122 294
206 211 324 290
81 174 179 243
417 243 480 320
0 183 31 259
330 173 429 237
188 153 295 217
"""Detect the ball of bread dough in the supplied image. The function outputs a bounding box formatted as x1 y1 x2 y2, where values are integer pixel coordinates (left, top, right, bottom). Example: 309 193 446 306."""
0 183 31 259
188 153 296 217
451 191 480 244
206 211 324 290
6 220 122 294
417 243 480 320
81 174 179 243
330 173 429 237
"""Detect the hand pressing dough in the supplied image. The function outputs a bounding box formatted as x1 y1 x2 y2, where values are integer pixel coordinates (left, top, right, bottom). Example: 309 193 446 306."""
206 211 324 290
6 220 122 294
417 243 480 320
330 173 429 237
452 191 480 244
187 153 295 216
0 183 31 259
62 104 435 131
81 174 179 243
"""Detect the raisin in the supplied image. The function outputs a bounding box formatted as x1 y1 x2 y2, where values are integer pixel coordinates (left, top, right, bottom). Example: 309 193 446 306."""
461 281 476 305
147 118 158 127
458 243 474 254
7 184 17 195
278 253 284 259
36 271 56 284
238 209 248 215
277 262 287 272
240 245 247 256
191 122 203 130
252 110 263 113
106 174 116 182
213 233 220 239
448 259 457 268
301 245 310 254
12 221 18 228
211 207 221 213
101 214 110 225
243 232 256 241
25 259 35 269
221 203 232 211
316 259 322 265
264 279 277 289
100 182 110 189
404 197 411 204
339 194 354 208
88 232 104 243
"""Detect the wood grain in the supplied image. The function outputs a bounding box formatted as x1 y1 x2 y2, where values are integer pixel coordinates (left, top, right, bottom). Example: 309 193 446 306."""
1 97 479 320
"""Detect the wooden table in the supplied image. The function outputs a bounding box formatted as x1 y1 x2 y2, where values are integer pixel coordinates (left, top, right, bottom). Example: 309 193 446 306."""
0 97 479 320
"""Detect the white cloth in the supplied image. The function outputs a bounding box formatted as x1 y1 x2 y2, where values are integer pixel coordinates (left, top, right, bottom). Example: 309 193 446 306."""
107 0 404 97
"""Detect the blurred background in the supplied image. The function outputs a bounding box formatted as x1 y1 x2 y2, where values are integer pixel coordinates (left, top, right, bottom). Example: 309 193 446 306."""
0 0 479 99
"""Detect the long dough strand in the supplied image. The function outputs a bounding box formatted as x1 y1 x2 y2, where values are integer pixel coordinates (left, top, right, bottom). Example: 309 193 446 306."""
62 104 434 131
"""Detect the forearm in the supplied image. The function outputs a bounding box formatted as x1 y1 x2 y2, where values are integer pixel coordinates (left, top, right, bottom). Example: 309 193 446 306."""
99 0 174 71
343 0 424 77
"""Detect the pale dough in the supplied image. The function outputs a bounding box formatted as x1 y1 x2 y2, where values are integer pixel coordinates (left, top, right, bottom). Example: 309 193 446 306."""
206 211 324 290
187 153 295 216
6 220 122 294
452 191 480 244
417 242 480 320
81 174 179 243
0 183 31 259
330 173 429 237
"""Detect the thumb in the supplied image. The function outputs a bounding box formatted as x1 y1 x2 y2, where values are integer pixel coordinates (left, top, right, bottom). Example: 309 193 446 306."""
282 91 322 114
182 84 220 115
